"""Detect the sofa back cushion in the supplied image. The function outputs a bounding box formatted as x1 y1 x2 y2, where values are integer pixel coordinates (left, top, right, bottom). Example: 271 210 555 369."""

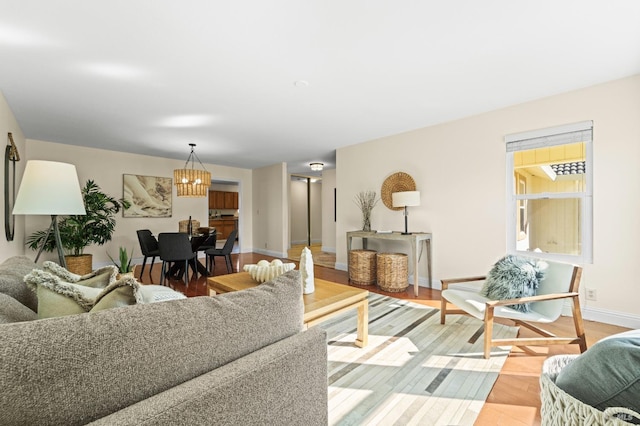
0 293 38 324
0 256 38 312
0 270 304 425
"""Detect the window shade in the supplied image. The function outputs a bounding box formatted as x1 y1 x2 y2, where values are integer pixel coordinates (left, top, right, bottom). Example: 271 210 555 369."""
505 120 593 152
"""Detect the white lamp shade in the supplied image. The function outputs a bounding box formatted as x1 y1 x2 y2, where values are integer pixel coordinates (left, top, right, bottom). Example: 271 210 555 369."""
392 191 421 208
13 161 86 215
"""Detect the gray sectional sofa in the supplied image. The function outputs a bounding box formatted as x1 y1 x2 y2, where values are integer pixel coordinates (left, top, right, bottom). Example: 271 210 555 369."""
0 256 328 425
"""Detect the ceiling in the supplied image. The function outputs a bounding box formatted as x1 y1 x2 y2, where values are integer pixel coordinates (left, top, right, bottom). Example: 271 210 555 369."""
1 1 639 176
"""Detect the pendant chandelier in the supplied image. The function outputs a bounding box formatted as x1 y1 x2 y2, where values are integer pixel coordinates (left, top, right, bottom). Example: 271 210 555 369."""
174 143 211 197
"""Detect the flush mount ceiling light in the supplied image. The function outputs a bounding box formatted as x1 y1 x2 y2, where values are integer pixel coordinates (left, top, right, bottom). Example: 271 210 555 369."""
174 143 211 197
310 162 324 172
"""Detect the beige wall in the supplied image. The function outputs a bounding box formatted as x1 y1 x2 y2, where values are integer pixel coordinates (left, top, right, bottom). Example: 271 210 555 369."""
336 74 640 324
252 162 288 258
22 139 253 266
0 91 27 258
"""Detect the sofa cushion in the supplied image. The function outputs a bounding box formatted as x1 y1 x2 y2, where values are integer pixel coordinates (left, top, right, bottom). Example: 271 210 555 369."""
0 293 38 323
0 270 304 425
91 276 144 312
0 256 38 312
555 329 640 418
24 270 144 318
42 261 118 287
481 255 546 312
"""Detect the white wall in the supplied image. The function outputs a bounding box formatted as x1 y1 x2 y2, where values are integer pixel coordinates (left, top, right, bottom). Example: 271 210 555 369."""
22 139 253 266
252 162 288 258
0 91 26 258
336 74 640 325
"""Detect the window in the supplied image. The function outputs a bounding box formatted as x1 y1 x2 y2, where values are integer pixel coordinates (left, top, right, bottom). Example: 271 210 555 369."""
505 121 593 263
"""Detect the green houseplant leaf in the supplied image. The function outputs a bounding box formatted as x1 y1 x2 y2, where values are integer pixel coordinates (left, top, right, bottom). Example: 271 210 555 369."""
27 180 131 256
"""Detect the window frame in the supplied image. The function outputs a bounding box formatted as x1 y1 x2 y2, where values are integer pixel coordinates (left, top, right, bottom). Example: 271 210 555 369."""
505 121 593 264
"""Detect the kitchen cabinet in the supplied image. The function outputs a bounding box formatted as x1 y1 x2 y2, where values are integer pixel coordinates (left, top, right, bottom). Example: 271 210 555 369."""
209 191 238 209
208 219 237 240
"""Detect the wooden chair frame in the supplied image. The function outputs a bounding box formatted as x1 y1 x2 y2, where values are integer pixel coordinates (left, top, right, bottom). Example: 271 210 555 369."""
440 266 587 359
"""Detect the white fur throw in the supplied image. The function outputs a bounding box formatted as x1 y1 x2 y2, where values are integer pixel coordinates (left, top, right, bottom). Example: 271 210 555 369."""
481 255 547 313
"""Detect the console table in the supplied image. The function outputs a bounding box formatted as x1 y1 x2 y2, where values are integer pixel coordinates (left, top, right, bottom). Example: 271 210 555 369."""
346 231 432 297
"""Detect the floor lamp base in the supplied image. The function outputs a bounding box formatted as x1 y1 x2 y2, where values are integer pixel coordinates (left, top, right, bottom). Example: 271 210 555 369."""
35 215 66 267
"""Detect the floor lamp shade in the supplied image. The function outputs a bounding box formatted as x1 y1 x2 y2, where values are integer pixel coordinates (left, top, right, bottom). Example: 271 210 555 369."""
12 161 86 215
12 161 85 267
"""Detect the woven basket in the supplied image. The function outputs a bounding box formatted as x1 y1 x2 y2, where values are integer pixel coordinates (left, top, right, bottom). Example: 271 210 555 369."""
64 254 93 275
381 172 416 211
178 219 200 234
349 250 377 286
376 253 408 292
540 355 640 425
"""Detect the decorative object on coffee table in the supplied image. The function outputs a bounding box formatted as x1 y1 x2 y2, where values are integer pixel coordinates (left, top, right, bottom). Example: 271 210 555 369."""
381 172 416 211
300 246 315 294
243 259 296 283
354 190 379 232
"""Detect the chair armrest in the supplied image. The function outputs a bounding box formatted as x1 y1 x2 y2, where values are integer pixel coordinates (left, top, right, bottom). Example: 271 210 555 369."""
441 276 486 290
486 292 580 308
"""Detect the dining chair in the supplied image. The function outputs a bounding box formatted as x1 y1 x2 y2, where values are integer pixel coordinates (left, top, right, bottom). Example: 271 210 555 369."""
158 232 198 287
136 229 160 279
205 229 237 274
440 257 587 359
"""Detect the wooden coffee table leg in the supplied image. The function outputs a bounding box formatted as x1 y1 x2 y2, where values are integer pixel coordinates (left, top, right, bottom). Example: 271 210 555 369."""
355 299 369 348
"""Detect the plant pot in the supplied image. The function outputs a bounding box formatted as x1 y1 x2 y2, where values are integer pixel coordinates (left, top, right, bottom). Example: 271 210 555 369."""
116 272 135 280
65 254 93 275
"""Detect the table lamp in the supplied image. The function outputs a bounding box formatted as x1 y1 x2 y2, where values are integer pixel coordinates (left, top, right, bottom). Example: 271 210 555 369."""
392 191 420 235
12 161 86 267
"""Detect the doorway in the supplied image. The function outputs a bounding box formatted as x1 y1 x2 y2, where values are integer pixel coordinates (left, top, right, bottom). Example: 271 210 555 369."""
289 175 322 248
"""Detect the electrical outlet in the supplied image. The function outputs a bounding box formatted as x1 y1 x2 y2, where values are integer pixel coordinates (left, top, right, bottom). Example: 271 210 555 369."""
586 288 597 301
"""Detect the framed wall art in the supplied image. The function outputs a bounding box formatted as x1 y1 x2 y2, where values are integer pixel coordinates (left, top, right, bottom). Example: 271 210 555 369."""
123 174 172 218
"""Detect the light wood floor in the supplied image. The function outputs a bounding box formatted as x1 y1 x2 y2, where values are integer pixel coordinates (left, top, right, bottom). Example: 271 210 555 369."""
134 252 630 426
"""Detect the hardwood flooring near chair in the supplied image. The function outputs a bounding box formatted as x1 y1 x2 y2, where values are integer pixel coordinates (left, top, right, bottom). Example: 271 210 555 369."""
133 252 630 426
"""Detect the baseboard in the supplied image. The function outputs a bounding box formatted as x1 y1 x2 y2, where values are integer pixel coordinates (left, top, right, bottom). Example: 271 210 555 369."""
321 246 336 254
253 248 288 259
290 239 322 246
577 305 640 329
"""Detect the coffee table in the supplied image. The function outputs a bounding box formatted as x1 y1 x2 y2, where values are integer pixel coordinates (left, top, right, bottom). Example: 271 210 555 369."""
207 272 369 347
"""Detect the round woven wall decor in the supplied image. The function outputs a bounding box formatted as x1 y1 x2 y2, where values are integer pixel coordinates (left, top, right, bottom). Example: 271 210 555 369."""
381 172 416 211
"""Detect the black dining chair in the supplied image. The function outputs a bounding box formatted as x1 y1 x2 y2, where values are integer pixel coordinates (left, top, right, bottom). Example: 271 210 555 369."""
158 232 198 287
196 231 217 273
205 229 237 274
136 229 160 279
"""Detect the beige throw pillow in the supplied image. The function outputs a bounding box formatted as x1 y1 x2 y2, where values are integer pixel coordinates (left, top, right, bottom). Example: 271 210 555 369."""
24 269 144 318
42 261 118 288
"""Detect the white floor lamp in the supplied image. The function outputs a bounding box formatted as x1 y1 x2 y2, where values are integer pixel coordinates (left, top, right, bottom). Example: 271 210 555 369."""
12 161 85 267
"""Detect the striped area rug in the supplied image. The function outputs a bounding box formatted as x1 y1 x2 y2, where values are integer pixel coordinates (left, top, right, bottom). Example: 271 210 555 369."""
320 293 518 426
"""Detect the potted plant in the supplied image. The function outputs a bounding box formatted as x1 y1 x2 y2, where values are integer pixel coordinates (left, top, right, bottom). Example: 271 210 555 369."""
108 246 135 278
27 179 130 274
